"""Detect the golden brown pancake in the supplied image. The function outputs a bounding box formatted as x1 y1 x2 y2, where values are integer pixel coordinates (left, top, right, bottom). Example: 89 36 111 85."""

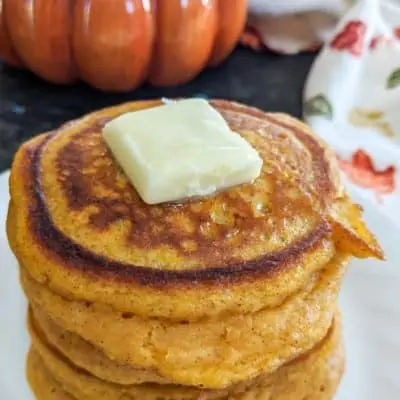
23 253 347 388
28 308 171 386
27 314 344 400
27 350 75 400
8 100 382 322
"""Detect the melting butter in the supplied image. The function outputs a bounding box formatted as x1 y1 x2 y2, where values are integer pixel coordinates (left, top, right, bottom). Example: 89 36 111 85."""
102 99 263 205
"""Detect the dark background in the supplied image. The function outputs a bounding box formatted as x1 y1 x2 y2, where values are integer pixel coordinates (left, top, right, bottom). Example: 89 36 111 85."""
0 48 316 172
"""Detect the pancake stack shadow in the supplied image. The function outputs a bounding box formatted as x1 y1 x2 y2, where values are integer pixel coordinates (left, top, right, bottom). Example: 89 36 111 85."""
7 100 383 399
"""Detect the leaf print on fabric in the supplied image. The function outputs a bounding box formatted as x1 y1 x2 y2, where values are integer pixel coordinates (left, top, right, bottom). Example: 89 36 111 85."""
339 150 396 195
369 35 393 50
369 36 381 50
303 94 333 119
330 20 366 56
386 68 400 89
348 109 395 137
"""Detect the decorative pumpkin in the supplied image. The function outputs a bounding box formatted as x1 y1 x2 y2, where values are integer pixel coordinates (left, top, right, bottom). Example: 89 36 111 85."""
0 0 247 91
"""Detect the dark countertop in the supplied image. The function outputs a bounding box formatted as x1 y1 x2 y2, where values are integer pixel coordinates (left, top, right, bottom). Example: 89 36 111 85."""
0 48 315 173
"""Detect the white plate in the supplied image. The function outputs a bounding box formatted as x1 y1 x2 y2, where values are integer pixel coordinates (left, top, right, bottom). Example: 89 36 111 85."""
0 170 399 400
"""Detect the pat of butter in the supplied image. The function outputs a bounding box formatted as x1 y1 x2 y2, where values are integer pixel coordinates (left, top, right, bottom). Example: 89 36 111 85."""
102 99 263 205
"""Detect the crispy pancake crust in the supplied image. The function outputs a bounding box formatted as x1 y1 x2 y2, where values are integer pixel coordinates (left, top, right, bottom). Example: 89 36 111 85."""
23 254 348 388
27 314 344 400
8 100 382 319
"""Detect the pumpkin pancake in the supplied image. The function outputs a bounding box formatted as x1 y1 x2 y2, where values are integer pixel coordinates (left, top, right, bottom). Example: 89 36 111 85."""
23 253 347 388
28 308 171 386
27 313 344 400
8 100 382 322
27 350 75 400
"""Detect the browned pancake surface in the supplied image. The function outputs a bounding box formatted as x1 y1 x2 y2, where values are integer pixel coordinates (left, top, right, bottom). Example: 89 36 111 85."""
8 100 382 319
17 101 334 272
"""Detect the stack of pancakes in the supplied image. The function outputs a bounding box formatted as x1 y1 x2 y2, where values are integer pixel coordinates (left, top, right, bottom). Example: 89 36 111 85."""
7 100 382 399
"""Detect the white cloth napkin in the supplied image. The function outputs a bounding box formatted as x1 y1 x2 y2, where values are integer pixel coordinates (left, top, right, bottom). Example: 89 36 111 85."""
247 0 400 227
247 0 351 53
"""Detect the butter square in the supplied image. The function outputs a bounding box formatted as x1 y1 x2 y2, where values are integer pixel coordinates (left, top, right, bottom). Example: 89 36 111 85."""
102 99 263 204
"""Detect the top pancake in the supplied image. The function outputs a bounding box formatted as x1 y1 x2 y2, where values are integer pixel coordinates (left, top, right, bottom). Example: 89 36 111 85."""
8 100 382 319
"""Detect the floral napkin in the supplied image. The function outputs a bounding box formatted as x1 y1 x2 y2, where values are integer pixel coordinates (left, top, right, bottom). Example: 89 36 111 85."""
245 0 400 227
304 0 400 226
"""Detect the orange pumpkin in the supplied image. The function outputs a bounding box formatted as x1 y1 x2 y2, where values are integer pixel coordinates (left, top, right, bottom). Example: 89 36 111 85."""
0 0 247 91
